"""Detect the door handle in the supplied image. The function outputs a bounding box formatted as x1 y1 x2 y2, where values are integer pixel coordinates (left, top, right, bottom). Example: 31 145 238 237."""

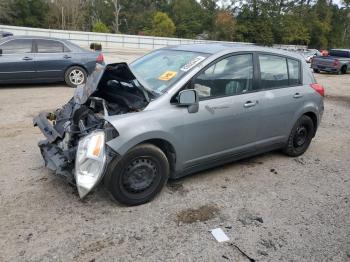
293 93 303 99
244 101 257 108
22 57 33 61
63 55 71 59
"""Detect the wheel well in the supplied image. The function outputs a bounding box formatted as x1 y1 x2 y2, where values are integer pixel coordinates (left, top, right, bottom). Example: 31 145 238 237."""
65 64 88 76
138 139 176 174
304 112 317 136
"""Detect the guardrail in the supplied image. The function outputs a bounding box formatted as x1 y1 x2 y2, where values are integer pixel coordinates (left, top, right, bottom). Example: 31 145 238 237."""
0 24 307 51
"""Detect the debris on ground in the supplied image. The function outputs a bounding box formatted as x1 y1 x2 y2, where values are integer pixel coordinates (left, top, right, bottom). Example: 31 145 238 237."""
210 228 229 242
175 204 220 224
230 243 256 262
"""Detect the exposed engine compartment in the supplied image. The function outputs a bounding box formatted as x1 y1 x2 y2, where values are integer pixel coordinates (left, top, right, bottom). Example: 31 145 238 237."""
34 63 151 181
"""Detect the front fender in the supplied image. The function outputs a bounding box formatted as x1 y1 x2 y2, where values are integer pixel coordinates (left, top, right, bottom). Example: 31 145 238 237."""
106 129 179 157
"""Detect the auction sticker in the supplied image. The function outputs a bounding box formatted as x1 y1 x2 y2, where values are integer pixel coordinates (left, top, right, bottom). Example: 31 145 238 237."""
159 71 177 81
180 56 206 72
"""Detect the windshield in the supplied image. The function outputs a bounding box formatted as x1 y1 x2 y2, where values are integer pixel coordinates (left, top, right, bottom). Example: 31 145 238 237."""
130 49 209 94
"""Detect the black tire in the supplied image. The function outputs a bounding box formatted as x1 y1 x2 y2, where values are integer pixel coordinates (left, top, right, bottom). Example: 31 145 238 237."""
64 66 87 88
313 69 320 73
283 115 315 157
105 143 169 206
341 65 347 74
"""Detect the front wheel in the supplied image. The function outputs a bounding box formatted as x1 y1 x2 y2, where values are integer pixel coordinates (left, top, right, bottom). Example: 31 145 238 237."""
313 69 320 73
283 115 315 157
65 66 87 87
105 143 169 206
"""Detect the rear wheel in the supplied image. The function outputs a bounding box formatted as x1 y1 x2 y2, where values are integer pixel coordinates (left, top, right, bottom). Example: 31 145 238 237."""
64 66 87 87
283 115 315 157
105 143 169 206
341 65 347 74
313 69 320 73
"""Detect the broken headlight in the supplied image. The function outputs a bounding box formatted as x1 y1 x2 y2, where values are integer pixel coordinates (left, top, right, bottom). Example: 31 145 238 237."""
75 131 106 198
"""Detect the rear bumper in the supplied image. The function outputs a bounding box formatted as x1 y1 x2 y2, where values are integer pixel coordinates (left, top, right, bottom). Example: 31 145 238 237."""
312 65 339 72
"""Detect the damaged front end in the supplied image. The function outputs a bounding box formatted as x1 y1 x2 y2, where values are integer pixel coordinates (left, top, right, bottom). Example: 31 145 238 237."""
34 63 152 198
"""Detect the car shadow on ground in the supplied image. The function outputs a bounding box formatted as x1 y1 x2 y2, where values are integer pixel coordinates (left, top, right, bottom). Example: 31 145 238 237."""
0 82 69 89
40 151 281 208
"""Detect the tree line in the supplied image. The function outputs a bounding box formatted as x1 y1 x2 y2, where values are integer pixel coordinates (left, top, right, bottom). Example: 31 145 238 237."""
0 0 350 49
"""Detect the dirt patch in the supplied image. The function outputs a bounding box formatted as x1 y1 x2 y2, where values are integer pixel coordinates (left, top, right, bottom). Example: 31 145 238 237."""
175 204 220 224
74 236 117 260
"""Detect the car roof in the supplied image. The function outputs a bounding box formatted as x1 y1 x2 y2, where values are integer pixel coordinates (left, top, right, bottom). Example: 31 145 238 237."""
166 43 304 59
0 35 68 41
0 35 86 51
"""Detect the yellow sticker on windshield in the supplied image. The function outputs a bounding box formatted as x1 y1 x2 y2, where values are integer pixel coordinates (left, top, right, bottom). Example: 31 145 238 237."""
159 71 177 81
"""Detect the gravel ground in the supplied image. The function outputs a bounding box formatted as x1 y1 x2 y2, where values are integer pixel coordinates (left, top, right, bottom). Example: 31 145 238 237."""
0 49 349 262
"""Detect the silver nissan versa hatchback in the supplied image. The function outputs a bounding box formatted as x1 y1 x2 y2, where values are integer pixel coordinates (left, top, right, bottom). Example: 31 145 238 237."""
34 44 324 205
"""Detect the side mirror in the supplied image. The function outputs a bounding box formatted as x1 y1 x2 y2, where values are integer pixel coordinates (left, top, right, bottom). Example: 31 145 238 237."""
178 89 199 113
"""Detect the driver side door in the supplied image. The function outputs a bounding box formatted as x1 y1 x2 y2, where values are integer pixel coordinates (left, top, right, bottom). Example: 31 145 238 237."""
182 53 261 169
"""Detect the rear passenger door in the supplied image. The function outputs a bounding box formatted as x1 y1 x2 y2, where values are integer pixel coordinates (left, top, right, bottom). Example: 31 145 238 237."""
256 53 304 147
34 39 72 80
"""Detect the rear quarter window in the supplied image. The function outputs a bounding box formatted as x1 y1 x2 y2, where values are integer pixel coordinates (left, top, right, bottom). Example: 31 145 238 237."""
288 59 301 85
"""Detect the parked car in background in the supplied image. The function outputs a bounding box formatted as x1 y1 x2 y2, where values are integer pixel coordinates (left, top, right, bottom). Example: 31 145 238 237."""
0 31 13 38
0 36 104 87
320 49 329 56
34 44 324 205
301 49 321 63
311 49 350 74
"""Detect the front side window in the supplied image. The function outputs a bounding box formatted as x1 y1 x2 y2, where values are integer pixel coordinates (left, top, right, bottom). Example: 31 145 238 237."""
193 54 253 99
0 39 32 54
259 55 289 89
36 40 65 53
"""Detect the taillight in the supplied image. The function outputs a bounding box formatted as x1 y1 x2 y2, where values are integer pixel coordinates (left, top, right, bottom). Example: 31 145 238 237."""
310 83 325 97
96 53 104 63
333 59 339 67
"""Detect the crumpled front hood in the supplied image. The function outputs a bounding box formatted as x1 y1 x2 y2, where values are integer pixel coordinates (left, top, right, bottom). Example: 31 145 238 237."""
74 62 152 105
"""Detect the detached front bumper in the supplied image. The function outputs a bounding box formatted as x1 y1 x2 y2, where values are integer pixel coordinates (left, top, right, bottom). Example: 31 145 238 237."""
38 139 75 182
34 112 75 182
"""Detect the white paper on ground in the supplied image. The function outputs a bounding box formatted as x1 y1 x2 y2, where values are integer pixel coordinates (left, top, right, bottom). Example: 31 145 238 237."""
210 228 230 242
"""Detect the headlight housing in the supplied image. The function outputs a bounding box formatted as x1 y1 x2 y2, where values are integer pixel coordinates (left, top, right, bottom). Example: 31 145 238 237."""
75 131 106 198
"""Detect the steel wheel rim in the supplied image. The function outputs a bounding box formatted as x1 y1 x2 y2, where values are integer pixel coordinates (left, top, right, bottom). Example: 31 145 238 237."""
69 69 84 85
122 157 158 193
294 126 308 147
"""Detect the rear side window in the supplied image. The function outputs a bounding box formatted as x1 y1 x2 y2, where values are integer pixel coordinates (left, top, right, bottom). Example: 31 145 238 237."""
36 40 65 53
0 39 32 54
259 54 301 89
259 55 288 89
